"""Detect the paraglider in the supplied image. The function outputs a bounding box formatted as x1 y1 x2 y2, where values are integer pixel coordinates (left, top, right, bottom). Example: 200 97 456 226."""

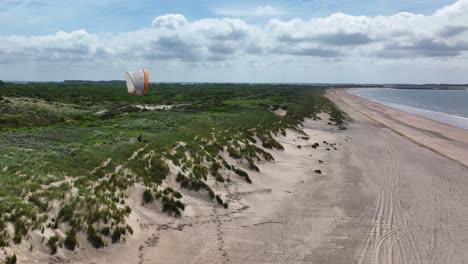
125 69 149 96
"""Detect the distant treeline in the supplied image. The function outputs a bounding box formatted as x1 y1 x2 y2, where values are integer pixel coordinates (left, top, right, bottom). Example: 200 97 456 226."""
63 80 126 85
388 84 468 90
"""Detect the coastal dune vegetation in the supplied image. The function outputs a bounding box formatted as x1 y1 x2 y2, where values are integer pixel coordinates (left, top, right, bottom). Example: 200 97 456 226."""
0 81 344 257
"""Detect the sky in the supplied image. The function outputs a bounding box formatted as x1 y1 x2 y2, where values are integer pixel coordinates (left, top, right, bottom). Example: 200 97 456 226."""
1 0 468 83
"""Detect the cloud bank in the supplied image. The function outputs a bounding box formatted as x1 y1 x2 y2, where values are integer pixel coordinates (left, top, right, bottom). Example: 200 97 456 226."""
1 0 468 83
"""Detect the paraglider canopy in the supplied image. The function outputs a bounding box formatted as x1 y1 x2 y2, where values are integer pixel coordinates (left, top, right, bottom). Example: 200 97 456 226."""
125 69 149 96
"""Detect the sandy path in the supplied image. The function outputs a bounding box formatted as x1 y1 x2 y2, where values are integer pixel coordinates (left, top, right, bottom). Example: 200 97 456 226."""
323 89 468 264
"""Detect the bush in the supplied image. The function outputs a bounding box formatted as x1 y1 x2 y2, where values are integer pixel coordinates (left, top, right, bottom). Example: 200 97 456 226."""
126 224 134 235
173 191 182 199
314 169 322 174
234 168 248 177
215 195 223 206
162 199 182 217
64 229 77 251
215 174 225 182
0 230 9 247
111 226 126 243
12 233 22 244
142 189 153 204
222 160 232 170
248 161 260 172
100 227 110 237
5 254 17 264
228 149 242 159
58 205 74 222
245 174 252 184
87 226 105 248
47 235 60 255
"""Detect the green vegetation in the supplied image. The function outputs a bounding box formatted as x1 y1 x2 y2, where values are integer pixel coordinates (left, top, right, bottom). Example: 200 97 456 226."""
64 229 78 251
0 82 345 251
47 235 60 255
4 254 16 264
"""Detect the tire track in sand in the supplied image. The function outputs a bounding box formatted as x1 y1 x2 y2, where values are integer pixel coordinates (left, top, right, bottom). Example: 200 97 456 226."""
423 156 456 264
357 131 421 264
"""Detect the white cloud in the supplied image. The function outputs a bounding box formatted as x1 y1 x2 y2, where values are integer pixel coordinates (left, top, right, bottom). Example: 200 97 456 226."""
1 1 468 82
152 14 188 29
213 5 281 17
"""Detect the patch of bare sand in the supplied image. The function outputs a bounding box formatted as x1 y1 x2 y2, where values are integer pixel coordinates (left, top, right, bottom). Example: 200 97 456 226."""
135 104 188 111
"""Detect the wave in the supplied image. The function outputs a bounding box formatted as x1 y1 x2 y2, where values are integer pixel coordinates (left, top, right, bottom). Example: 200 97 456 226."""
349 90 468 130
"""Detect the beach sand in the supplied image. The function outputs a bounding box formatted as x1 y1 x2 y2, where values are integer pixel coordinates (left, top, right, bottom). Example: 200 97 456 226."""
324 89 468 264
7 89 468 264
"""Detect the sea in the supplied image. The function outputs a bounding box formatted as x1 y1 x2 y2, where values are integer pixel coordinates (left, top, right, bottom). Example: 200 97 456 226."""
349 88 468 130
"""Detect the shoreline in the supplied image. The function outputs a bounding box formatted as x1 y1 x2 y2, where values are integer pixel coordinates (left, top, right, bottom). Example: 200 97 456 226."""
348 88 468 130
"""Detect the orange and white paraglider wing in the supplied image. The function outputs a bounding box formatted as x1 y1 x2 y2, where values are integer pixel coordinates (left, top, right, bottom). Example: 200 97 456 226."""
125 69 149 95
125 71 136 94
140 69 149 96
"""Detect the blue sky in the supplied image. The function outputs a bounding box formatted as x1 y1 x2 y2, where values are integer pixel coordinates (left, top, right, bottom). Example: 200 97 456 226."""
3 0 454 35
1 0 468 83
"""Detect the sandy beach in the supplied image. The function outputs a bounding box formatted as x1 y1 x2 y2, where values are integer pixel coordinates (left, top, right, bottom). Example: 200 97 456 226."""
325 89 468 264
6 89 468 264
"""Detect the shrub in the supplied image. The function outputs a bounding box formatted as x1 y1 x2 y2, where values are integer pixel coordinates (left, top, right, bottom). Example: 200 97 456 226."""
162 199 182 217
208 189 215 199
5 254 17 264
215 174 225 182
100 227 110 237
64 229 77 251
58 205 74 222
126 224 133 235
142 189 153 204
248 161 260 172
87 226 105 248
173 191 182 199
234 168 248 177
215 195 223 206
228 149 242 159
47 235 60 255
111 226 126 243
12 233 22 244
221 159 232 170
0 230 9 247
314 170 322 174
245 174 252 184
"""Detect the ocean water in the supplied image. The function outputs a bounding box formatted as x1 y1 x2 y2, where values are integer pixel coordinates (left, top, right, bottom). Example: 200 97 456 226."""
349 88 468 130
